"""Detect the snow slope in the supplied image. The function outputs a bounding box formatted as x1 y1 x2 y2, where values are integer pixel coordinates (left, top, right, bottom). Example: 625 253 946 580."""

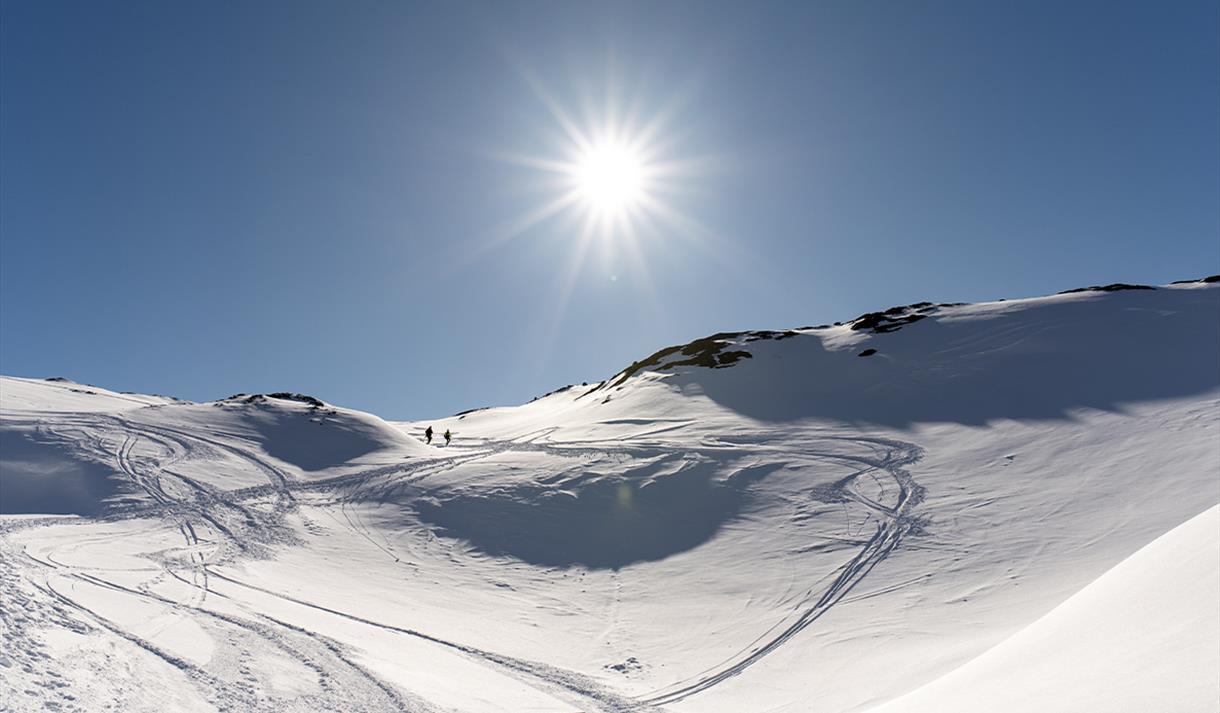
870 504 1220 713
1 279 1218 712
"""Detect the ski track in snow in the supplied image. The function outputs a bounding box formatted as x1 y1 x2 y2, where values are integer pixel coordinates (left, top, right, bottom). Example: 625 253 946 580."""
6 286 1219 711
330 428 930 708
1 407 928 711
634 437 926 706
2 413 440 712
2 412 656 711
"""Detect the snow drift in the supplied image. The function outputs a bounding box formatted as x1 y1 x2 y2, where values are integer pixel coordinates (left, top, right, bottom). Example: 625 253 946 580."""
870 504 1220 713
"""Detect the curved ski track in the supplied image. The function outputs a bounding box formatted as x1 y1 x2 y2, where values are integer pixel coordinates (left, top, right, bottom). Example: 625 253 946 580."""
1 410 927 711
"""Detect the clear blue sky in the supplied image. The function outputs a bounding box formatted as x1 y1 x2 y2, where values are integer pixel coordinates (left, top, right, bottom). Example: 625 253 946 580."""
2 1 1217 420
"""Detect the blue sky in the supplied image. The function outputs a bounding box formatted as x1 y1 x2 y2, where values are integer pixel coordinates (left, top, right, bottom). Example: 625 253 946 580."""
2 0 1217 419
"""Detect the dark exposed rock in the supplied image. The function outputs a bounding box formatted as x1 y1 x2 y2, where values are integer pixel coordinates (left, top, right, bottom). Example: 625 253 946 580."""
850 311 927 333
847 299 949 334
605 332 760 389
716 350 752 366
266 392 326 407
743 330 798 342
589 277 1205 395
1058 283 1156 294
605 657 643 674
221 392 326 408
529 384 574 403
1172 275 1220 285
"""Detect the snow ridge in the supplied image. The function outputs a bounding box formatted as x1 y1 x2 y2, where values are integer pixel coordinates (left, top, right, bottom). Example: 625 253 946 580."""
2 281 1218 712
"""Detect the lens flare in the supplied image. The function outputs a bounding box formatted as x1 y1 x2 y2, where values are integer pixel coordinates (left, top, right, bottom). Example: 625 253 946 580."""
574 141 646 216
476 71 732 386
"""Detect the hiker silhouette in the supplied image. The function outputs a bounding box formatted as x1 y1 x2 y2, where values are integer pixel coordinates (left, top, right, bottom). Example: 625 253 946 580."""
443 429 451 446
424 426 433 444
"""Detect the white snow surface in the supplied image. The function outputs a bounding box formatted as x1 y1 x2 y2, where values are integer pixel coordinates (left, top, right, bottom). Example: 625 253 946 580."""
1 282 1218 712
870 504 1220 713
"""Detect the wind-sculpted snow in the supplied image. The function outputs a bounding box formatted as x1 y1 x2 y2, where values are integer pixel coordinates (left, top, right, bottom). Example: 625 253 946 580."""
416 453 763 569
1 282 1218 712
0 429 128 515
871 505 1220 713
183 397 427 473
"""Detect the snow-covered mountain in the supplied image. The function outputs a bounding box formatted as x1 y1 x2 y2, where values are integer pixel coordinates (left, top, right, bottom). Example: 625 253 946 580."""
2 278 1218 712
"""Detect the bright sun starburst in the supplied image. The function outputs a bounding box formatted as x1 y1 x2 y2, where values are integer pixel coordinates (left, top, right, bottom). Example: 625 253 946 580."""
573 140 647 217
476 71 729 383
491 76 704 245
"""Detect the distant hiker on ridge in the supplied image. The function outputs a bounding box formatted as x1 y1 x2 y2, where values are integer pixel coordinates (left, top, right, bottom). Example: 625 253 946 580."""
444 429 451 446
424 426 433 444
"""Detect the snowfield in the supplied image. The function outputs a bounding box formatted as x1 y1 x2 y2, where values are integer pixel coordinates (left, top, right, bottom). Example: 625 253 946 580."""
2 280 1218 712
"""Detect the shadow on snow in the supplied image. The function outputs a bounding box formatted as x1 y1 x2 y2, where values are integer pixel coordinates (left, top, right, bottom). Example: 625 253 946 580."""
416 457 778 569
680 289 1220 427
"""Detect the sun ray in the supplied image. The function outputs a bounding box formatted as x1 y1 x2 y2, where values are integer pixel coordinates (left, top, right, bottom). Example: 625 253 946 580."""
522 208 602 387
485 71 734 344
453 190 582 273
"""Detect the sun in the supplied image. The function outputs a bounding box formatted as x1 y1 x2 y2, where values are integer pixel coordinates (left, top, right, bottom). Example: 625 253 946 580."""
490 75 713 252
482 74 722 371
573 141 646 216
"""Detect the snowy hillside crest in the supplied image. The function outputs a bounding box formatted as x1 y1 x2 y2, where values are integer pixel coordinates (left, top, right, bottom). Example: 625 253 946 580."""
1 277 1218 712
